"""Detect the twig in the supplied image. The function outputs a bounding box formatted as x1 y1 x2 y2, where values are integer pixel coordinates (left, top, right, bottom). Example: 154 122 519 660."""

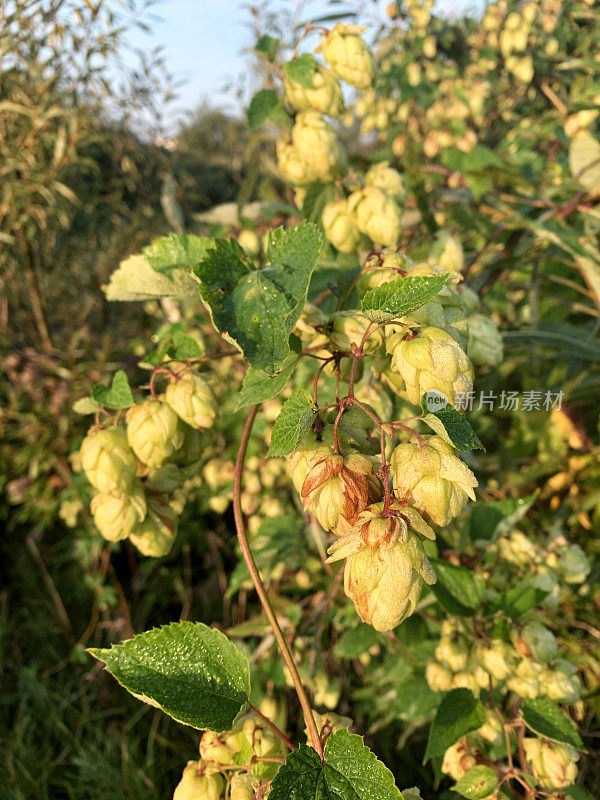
233 406 324 761
249 703 295 752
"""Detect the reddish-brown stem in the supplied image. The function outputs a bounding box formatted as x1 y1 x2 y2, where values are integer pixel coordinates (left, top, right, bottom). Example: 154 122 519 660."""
312 357 333 406
390 422 427 446
249 704 295 751
233 406 324 761
333 404 345 453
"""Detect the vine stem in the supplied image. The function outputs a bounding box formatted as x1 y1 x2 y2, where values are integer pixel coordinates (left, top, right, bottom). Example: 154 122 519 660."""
248 704 295 752
233 405 325 761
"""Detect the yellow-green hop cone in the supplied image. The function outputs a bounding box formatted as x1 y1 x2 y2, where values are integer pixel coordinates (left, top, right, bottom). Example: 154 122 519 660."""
126 400 184 469
441 738 477 781
300 450 382 533
165 372 216 430
80 427 138 494
477 709 504 746
342 530 436 631
386 326 473 406
305 710 353 744
199 729 240 766
558 543 590 584
173 761 224 800
514 621 557 662
365 161 405 203
347 186 400 246
90 480 146 542
277 112 344 185
542 659 581 704
523 739 579 791
429 229 464 272
435 635 470 672
322 199 361 253
506 658 543 699
390 435 478 526
239 718 285 779
230 773 256 800
284 64 343 117
329 310 384 355
467 314 503 367
425 661 454 692
238 228 261 256
480 639 515 681
286 431 336 494
315 23 375 89
129 496 177 557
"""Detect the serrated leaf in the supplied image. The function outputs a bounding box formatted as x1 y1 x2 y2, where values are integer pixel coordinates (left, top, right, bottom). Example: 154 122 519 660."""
430 559 485 617
236 335 302 409
467 492 538 544
361 275 448 323
420 393 484 450
73 396 100 415
104 255 200 301
284 53 317 88
521 699 583 750
195 223 322 376
485 586 548 619
267 389 317 457
89 622 250 732
143 234 213 274
247 89 283 131
453 766 499 800
255 34 280 62
269 729 401 800
425 689 486 761
569 133 600 197
91 370 134 409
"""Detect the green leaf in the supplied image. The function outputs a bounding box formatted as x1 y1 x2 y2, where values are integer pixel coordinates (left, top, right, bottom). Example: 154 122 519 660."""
247 89 284 131
255 34 280 62
521 699 583 750
565 786 596 800
569 133 600 197
392 675 441 721
302 181 336 223
467 492 538 544
441 145 503 173
88 622 250 732
452 766 499 800
283 54 317 88
485 586 548 619
361 275 448 323
334 624 380 659
268 729 401 800
73 397 100 415
430 559 485 617
104 255 201 301
195 223 322 376
236 335 302 409
425 689 486 761
267 389 317 458
143 234 213 274
420 393 484 450
172 330 204 359
91 370 134 409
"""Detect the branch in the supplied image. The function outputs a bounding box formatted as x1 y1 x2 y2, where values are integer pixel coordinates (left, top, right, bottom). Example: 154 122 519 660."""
233 405 324 761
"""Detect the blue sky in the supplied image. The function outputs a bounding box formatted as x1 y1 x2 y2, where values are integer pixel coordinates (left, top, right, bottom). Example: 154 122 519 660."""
126 0 475 128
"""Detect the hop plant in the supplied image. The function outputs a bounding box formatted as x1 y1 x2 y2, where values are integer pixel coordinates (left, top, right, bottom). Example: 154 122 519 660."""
329 311 384 355
284 64 344 117
315 23 375 89
467 313 503 367
328 502 436 631
300 450 383 533
347 186 401 246
80 427 138 494
90 480 146 542
365 161 405 203
523 739 579 790
441 738 477 781
277 112 344 185
386 326 473 406
129 496 177 557
390 435 478 526
173 762 224 800
165 371 217 430
322 199 362 253
126 399 184 469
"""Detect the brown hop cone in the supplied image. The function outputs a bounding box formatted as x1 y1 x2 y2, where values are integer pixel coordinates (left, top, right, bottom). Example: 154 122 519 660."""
301 451 383 533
